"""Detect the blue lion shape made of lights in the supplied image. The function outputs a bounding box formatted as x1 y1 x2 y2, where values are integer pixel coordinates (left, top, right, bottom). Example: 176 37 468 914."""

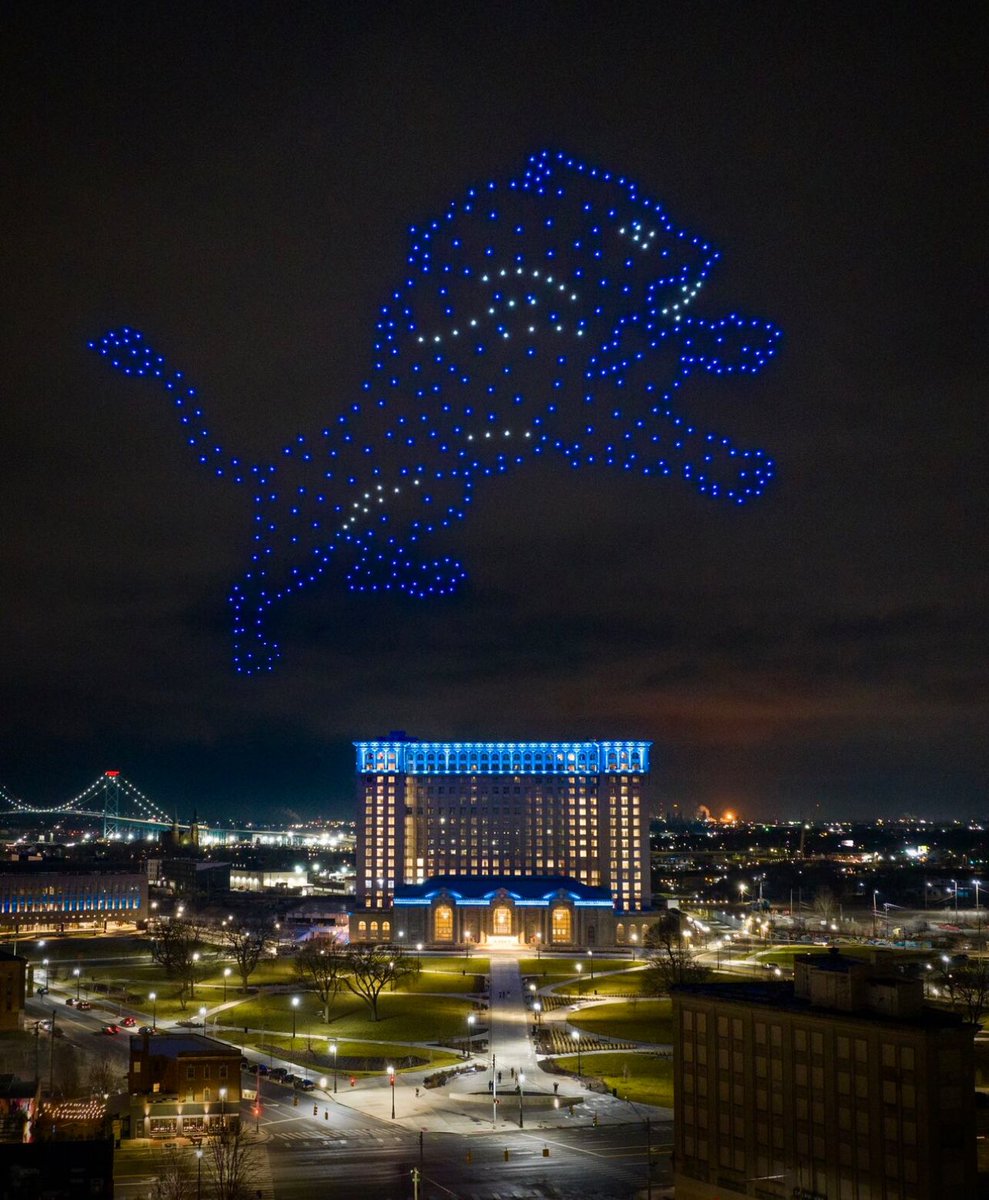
90 151 781 674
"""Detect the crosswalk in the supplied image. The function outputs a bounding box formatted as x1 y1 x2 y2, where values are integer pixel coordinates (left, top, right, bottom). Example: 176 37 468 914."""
267 1127 410 1148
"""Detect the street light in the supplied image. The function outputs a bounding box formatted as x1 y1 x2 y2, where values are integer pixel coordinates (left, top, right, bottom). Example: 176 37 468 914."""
571 1029 581 1077
199 1006 207 1031
330 1040 338 1093
196 1148 203 1200
291 995 300 1042
630 932 638 960
467 1013 475 1059
575 962 583 996
533 1001 541 1025
416 942 423 970
149 992 157 1029
587 950 594 989
73 967 81 1000
387 1065 395 1119
517 1071 525 1128
974 880 983 935
219 1086 227 1128
191 951 200 999
223 967 231 1003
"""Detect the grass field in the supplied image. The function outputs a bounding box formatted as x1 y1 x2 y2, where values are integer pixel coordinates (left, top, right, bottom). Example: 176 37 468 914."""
518 956 631 978
549 1050 674 1107
222 990 477 1044
571 998 673 1044
245 1038 464 1076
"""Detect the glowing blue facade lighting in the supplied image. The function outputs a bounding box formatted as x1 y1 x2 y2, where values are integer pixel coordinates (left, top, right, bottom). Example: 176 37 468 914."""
90 150 780 674
355 738 650 774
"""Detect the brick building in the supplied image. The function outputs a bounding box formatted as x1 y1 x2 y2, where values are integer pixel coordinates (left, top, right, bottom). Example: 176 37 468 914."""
672 950 978 1200
126 1032 240 1139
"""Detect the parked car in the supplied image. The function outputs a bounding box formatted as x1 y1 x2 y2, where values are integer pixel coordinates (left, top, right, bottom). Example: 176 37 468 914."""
138 1025 158 1035
268 1067 288 1081
102 1024 121 1035
295 1078 315 1091
36 986 49 997
176 1018 204 1027
282 1073 300 1086
254 1063 270 1076
77 1000 93 1010
121 1016 138 1027
65 997 77 1007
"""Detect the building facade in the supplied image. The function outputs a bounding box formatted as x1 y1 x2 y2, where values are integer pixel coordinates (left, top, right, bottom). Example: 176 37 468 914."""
0 866 147 937
0 952 26 1033
353 736 651 946
671 952 977 1200
126 1032 241 1140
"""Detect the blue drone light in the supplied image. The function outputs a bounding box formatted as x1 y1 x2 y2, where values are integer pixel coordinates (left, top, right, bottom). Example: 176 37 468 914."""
89 151 781 674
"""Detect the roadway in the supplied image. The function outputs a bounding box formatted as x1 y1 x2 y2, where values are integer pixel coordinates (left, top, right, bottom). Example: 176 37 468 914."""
114 1088 673 1200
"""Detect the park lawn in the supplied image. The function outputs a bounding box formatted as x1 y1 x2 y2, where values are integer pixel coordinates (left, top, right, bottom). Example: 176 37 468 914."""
572 998 673 1044
583 969 652 997
401 970 485 995
419 955 490 976
519 957 630 978
551 1051 674 1108
224 990 476 1044
245 1037 463 1076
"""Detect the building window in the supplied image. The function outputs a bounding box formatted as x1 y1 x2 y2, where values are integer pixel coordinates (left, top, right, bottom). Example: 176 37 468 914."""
551 907 571 943
434 905 453 941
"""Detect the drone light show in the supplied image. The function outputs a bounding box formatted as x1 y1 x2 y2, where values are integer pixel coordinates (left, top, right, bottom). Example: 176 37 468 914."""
90 150 781 674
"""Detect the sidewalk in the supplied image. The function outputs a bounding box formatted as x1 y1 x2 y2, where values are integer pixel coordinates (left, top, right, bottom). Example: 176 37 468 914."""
274 953 672 1137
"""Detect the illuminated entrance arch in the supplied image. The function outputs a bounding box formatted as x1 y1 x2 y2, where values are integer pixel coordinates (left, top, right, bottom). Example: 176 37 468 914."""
551 906 572 943
434 905 453 941
492 905 513 937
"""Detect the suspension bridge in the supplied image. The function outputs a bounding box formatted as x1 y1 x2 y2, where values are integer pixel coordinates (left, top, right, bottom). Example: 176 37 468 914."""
0 771 176 839
0 772 339 846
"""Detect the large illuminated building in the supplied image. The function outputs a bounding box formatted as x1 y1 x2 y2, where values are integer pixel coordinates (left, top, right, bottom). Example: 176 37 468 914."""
352 736 653 948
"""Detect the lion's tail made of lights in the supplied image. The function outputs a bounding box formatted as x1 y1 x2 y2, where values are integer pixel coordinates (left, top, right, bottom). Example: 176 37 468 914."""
90 151 781 674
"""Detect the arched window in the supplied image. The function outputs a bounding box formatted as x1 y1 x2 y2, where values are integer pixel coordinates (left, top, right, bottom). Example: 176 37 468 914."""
551 907 571 943
435 905 454 941
493 905 512 936
370 921 379 936
616 922 625 943
382 921 391 935
358 920 367 934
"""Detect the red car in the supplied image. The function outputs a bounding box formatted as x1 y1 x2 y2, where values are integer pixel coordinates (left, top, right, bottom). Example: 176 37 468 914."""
102 1024 121 1034
121 1016 138 1027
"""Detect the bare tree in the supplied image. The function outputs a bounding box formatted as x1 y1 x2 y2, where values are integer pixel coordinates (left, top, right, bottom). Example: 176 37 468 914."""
201 1126 263 1200
151 1144 196 1200
935 956 989 1026
294 937 346 1020
87 1050 121 1097
219 917 274 993
342 945 413 1021
812 886 839 926
642 916 711 996
151 917 214 1007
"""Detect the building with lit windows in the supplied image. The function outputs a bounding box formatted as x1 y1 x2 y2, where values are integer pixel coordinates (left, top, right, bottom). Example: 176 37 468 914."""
671 950 977 1200
0 866 147 937
352 736 653 947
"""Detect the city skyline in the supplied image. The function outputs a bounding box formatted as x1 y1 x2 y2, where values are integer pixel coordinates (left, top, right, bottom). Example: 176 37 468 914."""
2 6 985 823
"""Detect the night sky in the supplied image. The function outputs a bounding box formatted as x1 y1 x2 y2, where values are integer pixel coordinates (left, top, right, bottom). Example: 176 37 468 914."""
2 4 986 823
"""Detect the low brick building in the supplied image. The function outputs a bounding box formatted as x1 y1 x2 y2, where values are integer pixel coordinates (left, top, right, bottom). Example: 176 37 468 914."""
126 1032 240 1139
0 951 26 1032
